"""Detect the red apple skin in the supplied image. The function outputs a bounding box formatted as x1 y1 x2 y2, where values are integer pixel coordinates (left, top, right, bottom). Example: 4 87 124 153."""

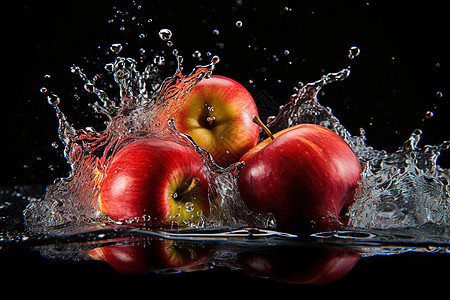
239 247 360 284
98 138 210 227
87 239 210 274
237 124 361 228
175 75 260 167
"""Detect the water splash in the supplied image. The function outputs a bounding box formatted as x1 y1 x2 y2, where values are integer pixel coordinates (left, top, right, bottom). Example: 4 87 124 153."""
263 67 450 230
24 49 272 234
24 42 449 235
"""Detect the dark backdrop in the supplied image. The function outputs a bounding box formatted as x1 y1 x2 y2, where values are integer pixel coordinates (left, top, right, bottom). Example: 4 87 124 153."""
1 0 449 294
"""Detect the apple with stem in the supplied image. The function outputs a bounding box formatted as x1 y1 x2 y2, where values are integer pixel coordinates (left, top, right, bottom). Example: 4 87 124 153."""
237 116 361 228
98 138 210 227
174 75 260 167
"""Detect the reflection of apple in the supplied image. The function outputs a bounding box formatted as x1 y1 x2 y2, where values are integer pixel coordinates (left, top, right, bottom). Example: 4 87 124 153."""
98 138 210 227
175 75 260 167
239 246 360 284
237 118 361 228
87 239 210 274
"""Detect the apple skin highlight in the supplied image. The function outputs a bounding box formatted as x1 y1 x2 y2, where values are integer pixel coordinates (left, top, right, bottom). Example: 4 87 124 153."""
237 123 361 228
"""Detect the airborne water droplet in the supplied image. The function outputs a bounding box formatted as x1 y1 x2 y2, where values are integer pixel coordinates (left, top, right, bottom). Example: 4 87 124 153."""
158 28 172 41
192 50 202 59
110 43 123 54
47 94 60 106
348 46 360 59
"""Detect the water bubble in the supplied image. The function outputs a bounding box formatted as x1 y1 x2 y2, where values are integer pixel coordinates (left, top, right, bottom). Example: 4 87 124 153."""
139 33 146 39
166 40 173 47
43 74 51 79
235 20 243 27
425 111 434 119
110 43 123 54
40 87 48 93
147 18 153 23
348 46 360 59
283 50 290 55
436 91 443 98
213 29 220 36
51 142 59 149
158 28 172 41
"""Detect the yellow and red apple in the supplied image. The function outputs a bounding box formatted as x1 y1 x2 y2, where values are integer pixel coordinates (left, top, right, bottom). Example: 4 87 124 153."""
175 75 260 167
98 138 210 227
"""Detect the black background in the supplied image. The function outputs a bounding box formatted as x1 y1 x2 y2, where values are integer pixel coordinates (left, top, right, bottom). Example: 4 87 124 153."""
1 0 449 295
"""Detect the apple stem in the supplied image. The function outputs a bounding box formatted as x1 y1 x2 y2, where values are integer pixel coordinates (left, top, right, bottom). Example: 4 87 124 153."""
172 177 200 199
252 116 274 141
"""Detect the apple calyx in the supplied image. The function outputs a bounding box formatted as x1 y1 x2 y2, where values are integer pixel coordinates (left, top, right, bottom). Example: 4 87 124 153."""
172 177 200 200
252 116 274 141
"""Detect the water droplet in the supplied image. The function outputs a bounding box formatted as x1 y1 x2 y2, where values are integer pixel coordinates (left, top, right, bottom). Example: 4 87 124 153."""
185 202 195 212
147 18 153 23
51 142 59 148
158 28 172 41
84 82 95 93
47 94 60 106
139 33 146 39
348 46 360 59
425 111 434 118
192 50 202 59
283 50 290 55
40 87 48 93
436 91 443 98
211 55 220 64
110 43 123 54
153 55 165 66
104 63 114 73
213 29 220 36
43 74 51 79
235 20 243 27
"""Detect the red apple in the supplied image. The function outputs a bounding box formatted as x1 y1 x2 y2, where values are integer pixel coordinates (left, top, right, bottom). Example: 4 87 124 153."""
87 238 211 274
174 75 260 167
239 246 360 284
98 138 210 227
237 118 361 228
